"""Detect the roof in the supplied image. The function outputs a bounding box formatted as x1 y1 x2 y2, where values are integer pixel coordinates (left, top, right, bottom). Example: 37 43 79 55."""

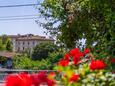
0 51 16 58
8 35 21 38
17 36 54 41
8 34 54 41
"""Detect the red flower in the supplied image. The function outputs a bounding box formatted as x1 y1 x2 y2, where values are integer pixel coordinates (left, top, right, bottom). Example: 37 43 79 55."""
73 56 80 65
48 72 56 78
47 79 55 86
110 58 115 63
69 48 83 58
70 48 80 57
72 52 83 65
64 53 70 60
90 60 106 70
69 48 83 65
31 73 40 86
5 72 33 86
69 73 79 83
37 72 47 83
5 74 20 86
83 48 90 55
58 59 69 67
89 60 96 70
31 72 55 86
112 71 115 74
18 72 33 86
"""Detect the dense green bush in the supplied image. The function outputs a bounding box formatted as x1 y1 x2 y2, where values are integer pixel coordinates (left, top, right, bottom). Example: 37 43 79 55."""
0 35 13 51
13 52 63 70
32 42 57 60
13 55 32 69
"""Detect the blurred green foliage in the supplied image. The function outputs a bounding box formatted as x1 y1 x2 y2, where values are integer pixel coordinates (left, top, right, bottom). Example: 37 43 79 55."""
39 0 115 49
0 35 13 51
13 52 63 70
32 42 58 60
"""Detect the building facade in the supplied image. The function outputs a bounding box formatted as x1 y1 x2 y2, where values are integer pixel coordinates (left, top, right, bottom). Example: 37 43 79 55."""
8 34 54 53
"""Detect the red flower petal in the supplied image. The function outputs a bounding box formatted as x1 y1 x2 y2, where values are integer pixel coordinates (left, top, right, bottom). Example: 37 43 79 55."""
70 48 80 57
47 79 55 86
64 53 70 60
5 74 20 86
90 60 106 70
58 59 69 67
69 73 79 83
83 48 90 55
110 58 115 63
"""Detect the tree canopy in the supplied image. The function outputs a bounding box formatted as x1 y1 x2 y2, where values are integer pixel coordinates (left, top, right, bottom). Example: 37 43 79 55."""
32 42 57 60
39 0 115 49
0 35 13 51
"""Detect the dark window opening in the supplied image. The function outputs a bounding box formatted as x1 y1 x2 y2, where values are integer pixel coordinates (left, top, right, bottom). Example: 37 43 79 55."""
33 41 35 45
23 42 25 45
28 42 30 45
18 42 20 45
18 47 20 51
23 47 25 50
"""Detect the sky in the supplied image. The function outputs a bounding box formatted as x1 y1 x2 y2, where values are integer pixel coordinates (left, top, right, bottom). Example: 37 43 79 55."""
0 0 46 36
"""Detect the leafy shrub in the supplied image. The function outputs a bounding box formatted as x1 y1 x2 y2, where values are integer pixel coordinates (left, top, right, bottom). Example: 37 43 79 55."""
32 42 57 60
13 55 33 69
13 52 63 70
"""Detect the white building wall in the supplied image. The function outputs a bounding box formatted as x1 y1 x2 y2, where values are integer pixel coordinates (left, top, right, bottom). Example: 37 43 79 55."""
10 38 54 53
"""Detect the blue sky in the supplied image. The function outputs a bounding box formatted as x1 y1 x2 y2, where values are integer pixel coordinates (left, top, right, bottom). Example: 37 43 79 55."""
0 0 46 36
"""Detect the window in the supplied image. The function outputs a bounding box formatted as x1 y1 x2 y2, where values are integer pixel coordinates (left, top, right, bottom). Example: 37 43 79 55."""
18 42 20 45
23 42 25 45
23 47 25 50
33 41 35 45
18 47 20 51
28 42 30 45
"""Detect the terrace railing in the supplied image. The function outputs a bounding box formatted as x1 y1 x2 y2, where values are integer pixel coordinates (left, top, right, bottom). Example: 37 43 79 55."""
0 69 57 83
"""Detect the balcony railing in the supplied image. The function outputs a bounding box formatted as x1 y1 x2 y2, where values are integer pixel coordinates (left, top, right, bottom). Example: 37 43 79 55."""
0 69 57 83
